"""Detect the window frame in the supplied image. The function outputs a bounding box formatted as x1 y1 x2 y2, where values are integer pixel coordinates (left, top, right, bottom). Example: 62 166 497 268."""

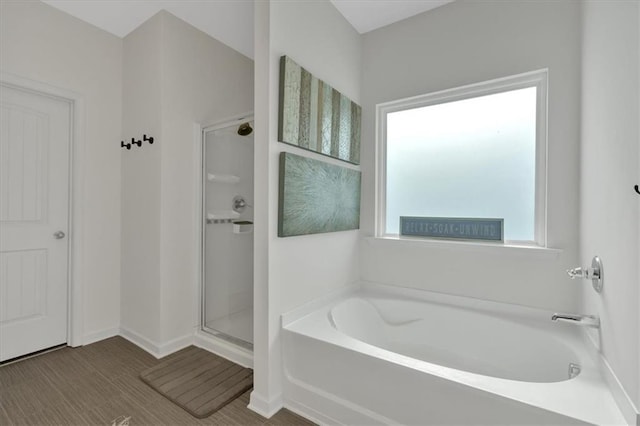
375 69 548 246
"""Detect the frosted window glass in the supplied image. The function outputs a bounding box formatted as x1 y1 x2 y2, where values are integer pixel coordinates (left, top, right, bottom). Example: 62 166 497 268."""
386 87 537 241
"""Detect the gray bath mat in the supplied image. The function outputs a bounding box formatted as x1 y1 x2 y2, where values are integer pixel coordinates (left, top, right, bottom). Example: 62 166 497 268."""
140 346 253 418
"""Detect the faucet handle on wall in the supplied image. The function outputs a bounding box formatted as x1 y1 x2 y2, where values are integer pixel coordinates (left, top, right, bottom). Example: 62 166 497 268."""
232 195 252 213
566 267 585 279
566 256 603 294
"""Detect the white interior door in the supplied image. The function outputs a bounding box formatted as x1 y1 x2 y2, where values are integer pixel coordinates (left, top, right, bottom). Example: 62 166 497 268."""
0 84 71 362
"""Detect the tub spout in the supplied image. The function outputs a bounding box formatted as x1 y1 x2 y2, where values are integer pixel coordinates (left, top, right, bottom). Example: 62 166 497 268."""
551 313 600 328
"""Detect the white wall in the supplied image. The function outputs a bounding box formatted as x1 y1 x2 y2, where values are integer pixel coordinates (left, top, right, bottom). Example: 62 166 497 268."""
581 0 640 417
251 0 362 414
359 0 582 312
121 13 164 344
120 11 254 353
252 0 273 411
159 12 254 345
0 1 122 341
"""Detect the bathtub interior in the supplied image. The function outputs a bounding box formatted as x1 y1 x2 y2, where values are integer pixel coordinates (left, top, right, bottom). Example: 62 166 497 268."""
329 296 580 383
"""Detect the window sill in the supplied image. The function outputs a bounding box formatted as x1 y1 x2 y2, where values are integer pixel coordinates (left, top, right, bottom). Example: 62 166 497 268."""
364 236 562 260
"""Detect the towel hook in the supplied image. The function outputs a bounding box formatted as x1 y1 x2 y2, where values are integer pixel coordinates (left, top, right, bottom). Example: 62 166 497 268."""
635 185 640 195
143 134 154 144
121 140 131 150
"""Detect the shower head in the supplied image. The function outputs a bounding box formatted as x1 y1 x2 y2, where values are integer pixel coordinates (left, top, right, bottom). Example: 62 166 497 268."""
237 122 253 136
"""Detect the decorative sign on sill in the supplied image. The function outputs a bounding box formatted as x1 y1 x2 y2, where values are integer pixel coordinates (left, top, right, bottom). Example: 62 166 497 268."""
399 217 504 242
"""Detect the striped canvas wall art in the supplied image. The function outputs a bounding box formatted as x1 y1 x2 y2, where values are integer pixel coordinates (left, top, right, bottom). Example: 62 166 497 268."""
278 152 361 237
278 56 361 164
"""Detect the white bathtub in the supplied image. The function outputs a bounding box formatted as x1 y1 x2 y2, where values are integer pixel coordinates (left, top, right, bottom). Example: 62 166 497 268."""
282 283 626 425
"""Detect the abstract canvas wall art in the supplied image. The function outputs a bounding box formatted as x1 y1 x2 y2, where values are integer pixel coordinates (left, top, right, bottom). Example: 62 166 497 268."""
278 152 361 237
278 56 361 164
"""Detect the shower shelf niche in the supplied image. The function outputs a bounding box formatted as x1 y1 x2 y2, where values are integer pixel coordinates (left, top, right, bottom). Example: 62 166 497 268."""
207 173 240 184
233 221 253 234
206 211 240 224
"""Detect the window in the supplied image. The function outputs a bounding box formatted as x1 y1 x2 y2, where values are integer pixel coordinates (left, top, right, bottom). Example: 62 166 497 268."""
376 70 547 245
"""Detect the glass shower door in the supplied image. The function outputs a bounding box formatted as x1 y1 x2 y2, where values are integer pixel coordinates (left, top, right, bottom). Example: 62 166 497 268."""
202 119 254 348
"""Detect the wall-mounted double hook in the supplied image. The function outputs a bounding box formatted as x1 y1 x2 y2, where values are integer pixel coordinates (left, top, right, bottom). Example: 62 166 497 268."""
634 185 640 195
121 134 155 150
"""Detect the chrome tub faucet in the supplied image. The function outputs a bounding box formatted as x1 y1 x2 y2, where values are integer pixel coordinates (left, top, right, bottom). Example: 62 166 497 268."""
551 313 600 328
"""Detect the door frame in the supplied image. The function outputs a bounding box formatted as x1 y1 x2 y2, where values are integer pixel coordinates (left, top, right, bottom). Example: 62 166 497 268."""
1 71 86 348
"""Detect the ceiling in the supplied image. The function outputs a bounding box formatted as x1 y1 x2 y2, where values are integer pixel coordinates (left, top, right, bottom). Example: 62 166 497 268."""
42 0 256 58
330 0 454 34
42 0 454 59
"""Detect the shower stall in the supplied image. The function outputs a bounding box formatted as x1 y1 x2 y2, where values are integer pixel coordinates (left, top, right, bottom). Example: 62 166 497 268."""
201 117 254 350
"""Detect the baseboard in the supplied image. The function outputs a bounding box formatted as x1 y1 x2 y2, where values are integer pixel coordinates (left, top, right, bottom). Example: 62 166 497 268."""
118 327 164 358
118 327 193 359
86 328 250 367
248 390 283 419
193 330 253 368
156 333 194 358
283 375 395 426
82 327 119 346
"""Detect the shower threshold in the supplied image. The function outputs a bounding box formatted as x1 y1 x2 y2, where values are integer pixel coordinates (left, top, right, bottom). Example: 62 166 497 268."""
204 307 253 349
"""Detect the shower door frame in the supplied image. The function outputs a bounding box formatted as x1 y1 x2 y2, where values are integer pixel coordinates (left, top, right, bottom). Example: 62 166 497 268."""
195 113 255 354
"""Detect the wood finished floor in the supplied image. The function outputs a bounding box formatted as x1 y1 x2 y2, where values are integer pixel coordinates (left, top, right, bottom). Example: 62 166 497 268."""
0 337 313 426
